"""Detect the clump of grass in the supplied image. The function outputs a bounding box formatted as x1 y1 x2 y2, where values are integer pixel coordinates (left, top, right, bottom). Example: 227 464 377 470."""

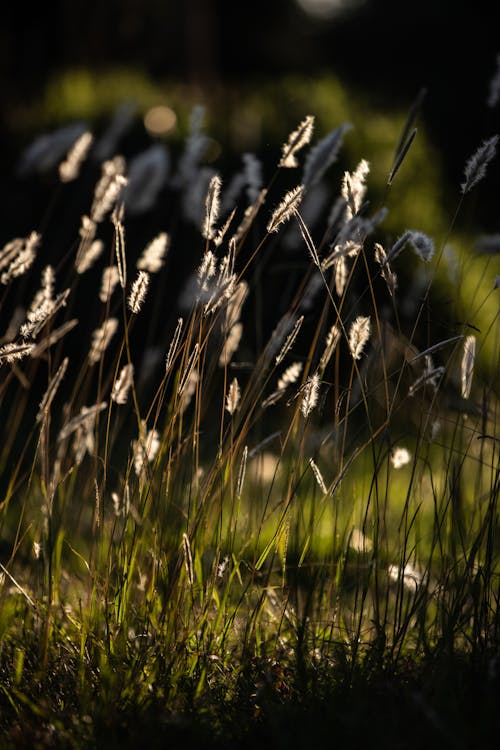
0 99 498 748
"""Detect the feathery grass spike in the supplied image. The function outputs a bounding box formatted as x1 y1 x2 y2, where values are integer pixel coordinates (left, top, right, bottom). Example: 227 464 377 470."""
279 115 314 168
461 135 499 194
348 316 371 359
267 186 304 233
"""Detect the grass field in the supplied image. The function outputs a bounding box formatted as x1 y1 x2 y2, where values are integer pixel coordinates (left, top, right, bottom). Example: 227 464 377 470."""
0 96 498 748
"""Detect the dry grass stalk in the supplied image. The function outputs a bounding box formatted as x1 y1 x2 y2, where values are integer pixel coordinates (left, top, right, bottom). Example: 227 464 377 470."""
461 335 476 399
37 357 69 422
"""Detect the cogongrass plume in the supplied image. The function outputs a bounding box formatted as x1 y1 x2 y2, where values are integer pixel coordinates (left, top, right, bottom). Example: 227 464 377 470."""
128 271 150 314
279 115 315 168
99 266 120 303
219 322 243 367
342 159 370 220
267 185 304 233
309 458 328 494
75 239 104 274
0 231 40 284
111 363 134 405
133 423 160 476
88 318 118 364
225 377 241 415
319 324 340 373
390 447 411 469
91 157 127 223
461 135 499 194
59 131 93 183
262 361 303 408
202 174 222 240
348 316 371 359
137 232 169 273
112 204 127 288
300 372 320 418
461 335 476 399
334 256 348 296
0 341 35 364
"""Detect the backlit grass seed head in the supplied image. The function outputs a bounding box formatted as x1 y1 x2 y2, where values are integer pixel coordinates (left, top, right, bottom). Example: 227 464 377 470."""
197 250 216 292
300 373 320 418
390 447 411 469
278 361 303 391
1 231 40 284
59 131 93 182
112 363 134 405
202 174 222 240
89 318 118 364
348 316 371 359
461 135 499 194
91 156 127 223
133 423 160 475
137 232 169 273
219 322 243 367
267 185 304 233
226 377 241 415
112 204 127 288
334 256 348 296
461 335 476 399
75 239 103 274
100 266 120 302
128 271 150 313
279 115 315 168
319 324 340 372
342 159 370 219
0 341 35 364
309 458 327 494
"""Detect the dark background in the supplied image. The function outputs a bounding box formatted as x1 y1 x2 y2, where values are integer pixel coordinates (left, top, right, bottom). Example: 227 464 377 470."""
2 0 499 154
